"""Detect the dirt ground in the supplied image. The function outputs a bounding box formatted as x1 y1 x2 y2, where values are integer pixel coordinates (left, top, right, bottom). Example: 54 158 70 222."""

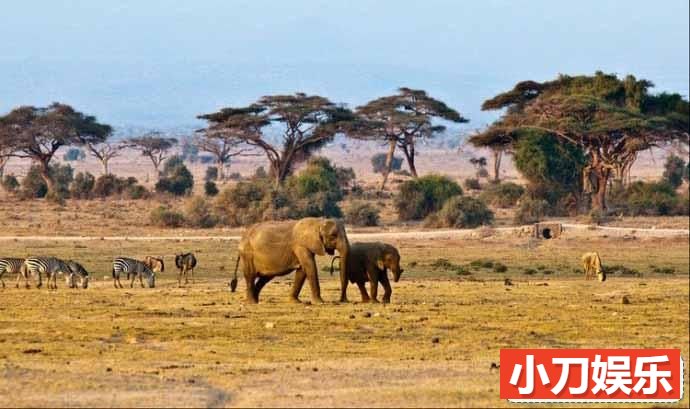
0 233 688 408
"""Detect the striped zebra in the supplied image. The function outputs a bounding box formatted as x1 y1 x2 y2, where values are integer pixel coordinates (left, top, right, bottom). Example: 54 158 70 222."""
112 257 155 288
0 258 25 288
24 257 73 290
175 253 197 286
65 260 90 289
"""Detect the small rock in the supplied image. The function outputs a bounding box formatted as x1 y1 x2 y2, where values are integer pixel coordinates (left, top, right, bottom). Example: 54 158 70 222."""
349 314 355 319
312 367 318 372
264 322 275 329
490 362 500 370
504 278 513 286
621 296 631 305
106 367 112 372
362 312 372 318
397 327 403 332
373 312 381 318
431 337 440 344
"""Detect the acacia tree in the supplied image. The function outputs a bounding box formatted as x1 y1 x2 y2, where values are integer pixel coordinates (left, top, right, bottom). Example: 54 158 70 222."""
193 131 253 180
475 72 688 211
126 132 178 177
468 127 517 183
0 103 111 196
86 142 125 175
198 94 353 185
348 88 467 190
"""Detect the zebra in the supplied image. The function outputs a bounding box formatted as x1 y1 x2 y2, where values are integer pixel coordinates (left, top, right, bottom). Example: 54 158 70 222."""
112 257 155 288
23 257 73 290
143 256 165 273
65 260 90 289
175 253 197 286
0 258 25 288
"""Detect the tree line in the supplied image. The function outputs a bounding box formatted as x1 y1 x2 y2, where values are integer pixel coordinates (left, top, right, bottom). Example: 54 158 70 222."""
1 72 688 213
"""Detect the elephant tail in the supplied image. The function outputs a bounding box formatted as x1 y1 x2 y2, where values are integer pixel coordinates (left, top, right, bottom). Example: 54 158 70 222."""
329 256 341 276
229 255 240 292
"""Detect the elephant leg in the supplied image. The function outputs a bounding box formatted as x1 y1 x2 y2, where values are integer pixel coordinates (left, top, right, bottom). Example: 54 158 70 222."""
178 269 182 287
254 276 274 299
184 267 189 285
190 268 194 284
369 278 379 303
339 264 349 303
245 274 258 304
380 274 392 304
356 281 371 303
295 248 324 304
290 268 307 303
139 274 145 288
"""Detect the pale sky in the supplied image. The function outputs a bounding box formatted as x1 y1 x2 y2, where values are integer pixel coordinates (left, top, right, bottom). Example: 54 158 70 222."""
1 0 688 129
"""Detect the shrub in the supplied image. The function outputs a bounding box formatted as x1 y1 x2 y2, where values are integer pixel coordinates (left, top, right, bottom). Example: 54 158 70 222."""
155 156 194 196
513 130 586 207
62 148 85 162
70 172 95 199
1 174 19 193
623 181 679 216
204 181 219 196
426 196 494 228
480 182 525 208
214 180 271 226
228 172 242 180
149 206 185 228
335 166 356 189
21 164 73 199
395 174 463 220
346 201 381 226
493 262 508 273
126 184 149 200
662 155 686 188
205 166 218 182
92 174 147 199
476 168 489 178
514 196 548 225
253 166 268 179
184 196 217 228
463 178 481 191
286 157 345 218
371 153 403 174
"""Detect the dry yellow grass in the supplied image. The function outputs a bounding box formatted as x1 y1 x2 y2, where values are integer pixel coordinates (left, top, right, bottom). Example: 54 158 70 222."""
0 234 687 407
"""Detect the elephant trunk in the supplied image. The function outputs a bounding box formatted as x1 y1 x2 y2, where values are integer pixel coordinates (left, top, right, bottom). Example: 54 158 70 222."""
329 256 340 276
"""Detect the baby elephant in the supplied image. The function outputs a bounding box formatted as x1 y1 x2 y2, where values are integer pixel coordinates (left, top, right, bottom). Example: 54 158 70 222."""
332 242 403 303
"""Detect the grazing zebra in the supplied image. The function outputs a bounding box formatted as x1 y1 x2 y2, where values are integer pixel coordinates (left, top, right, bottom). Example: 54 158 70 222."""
112 257 155 288
24 257 72 290
175 253 197 286
144 256 165 273
0 258 25 288
65 260 90 289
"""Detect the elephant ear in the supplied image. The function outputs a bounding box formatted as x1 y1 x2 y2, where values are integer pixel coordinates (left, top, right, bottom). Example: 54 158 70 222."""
296 218 327 256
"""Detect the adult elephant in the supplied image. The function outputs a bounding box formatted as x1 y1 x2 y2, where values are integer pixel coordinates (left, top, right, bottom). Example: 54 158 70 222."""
229 217 349 304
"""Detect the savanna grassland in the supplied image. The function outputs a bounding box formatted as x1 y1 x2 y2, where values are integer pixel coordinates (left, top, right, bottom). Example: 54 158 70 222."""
0 233 688 407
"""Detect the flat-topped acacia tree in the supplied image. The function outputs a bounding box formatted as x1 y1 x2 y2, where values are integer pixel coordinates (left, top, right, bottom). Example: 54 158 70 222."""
126 132 178 177
0 103 112 196
198 93 353 185
346 88 467 190
473 72 689 211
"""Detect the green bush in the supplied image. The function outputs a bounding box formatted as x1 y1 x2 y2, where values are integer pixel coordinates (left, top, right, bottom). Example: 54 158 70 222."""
1 174 19 193
126 184 149 200
513 130 585 208
21 164 73 199
346 201 381 226
204 180 219 196
205 166 218 182
514 196 548 225
92 174 148 199
463 178 481 191
371 153 403 174
395 174 463 220
623 181 680 216
184 196 217 228
480 182 525 208
426 196 494 228
70 172 95 199
214 180 271 226
663 155 686 188
155 156 194 196
149 206 185 228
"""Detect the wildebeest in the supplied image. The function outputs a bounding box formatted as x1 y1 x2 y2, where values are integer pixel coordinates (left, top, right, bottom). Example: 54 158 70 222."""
175 253 197 286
